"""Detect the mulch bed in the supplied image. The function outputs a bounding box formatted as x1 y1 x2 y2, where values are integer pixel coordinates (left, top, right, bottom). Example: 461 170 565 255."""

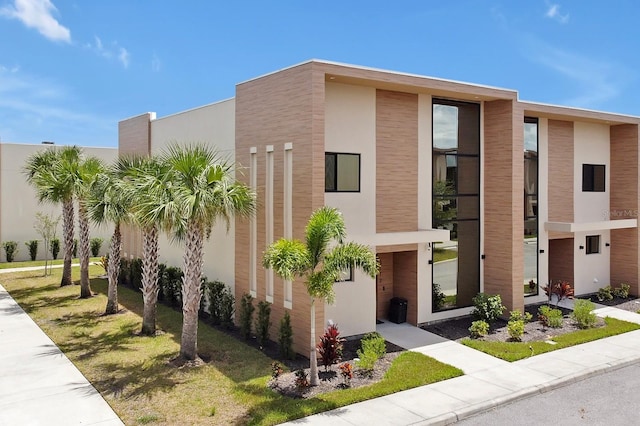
423 298 640 344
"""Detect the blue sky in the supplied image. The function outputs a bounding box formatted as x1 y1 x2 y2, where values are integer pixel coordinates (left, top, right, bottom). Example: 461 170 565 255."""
1 0 638 147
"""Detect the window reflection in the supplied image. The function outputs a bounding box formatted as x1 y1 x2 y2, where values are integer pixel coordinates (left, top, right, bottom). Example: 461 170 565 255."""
432 100 480 311
524 118 538 296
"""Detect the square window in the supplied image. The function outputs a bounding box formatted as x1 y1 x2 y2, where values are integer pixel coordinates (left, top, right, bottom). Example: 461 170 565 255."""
336 266 354 282
582 164 605 192
325 153 360 192
586 235 600 254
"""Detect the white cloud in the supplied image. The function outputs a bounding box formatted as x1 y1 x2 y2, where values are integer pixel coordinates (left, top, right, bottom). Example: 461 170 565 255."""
118 47 130 68
545 3 569 23
0 0 71 42
151 53 161 72
85 36 130 69
525 37 624 108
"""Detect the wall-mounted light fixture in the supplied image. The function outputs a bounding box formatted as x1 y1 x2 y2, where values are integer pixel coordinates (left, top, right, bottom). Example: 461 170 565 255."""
579 245 584 250
605 242 610 247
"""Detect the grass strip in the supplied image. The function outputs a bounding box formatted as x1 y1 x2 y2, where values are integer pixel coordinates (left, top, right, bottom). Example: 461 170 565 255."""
462 317 640 362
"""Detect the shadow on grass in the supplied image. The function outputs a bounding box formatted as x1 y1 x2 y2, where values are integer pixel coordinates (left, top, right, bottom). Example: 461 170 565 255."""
234 381 341 426
90 352 181 399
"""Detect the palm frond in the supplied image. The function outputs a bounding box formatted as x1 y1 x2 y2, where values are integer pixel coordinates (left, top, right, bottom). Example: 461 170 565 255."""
305 206 346 268
262 238 310 281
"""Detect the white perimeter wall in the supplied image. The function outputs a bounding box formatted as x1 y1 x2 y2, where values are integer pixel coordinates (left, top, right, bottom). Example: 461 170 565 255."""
149 99 237 289
1 143 118 262
323 82 377 337
573 121 611 294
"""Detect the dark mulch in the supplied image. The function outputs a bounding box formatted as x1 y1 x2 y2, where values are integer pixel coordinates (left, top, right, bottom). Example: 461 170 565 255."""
585 294 640 313
196 311 406 399
423 302 596 343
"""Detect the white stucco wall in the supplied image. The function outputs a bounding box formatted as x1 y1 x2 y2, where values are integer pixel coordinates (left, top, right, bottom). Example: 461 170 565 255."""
323 82 377 337
572 122 611 295
149 99 237 289
1 143 118 262
574 122 610 223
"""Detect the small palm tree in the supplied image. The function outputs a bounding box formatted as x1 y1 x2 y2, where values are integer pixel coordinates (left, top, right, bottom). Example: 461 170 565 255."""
162 144 256 360
75 156 105 298
87 162 131 314
263 206 379 386
124 156 176 335
24 146 81 287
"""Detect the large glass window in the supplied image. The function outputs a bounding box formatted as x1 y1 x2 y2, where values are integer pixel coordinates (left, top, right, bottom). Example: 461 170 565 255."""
325 153 360 192
524 117 538 296
432 99 480 311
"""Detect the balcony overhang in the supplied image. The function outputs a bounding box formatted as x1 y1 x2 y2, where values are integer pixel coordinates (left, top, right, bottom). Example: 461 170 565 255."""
544 219 637 233
372 229 450 247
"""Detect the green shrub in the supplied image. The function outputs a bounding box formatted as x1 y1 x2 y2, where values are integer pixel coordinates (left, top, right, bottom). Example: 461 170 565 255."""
202 279 234 326
507 320 525 341
356 331 387 372
129 258 143 291
596 285 613 302
72 238 78 258
538 305 563 328
294 369 309 389
471 293 505 323
239 293 255 339
3 241 18 262
161 266 183 307
361 332 386 359
509 309 533 323
614 283 631 299
432 282 446 311
118 258 131 286
279 311 294 359
50 238 60 260
255 300 272 348
469 320 489 338
25 240 38 261
572 299 597 329
90 237 103 257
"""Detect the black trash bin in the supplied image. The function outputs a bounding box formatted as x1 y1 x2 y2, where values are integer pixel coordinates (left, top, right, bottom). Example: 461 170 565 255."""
388 297 408 324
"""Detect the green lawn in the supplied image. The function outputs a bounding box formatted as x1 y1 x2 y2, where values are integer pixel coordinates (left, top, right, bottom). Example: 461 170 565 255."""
2 266 462 425
462 317 640 362
0 257 101 270
433 248 457 263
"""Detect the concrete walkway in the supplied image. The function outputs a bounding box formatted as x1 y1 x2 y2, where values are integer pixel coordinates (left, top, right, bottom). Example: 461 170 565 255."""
284 307 640 425
0 281 123 425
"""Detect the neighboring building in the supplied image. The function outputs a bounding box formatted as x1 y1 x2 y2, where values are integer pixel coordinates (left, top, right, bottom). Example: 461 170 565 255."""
1 142 119 262
119 60 640 355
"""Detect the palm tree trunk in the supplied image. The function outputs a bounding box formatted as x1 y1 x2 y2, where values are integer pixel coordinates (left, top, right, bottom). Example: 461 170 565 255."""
60 198 74 287
180 221 204 360
141 225 159 335
78 201 92 298
105 222 121 314
309 297 319 386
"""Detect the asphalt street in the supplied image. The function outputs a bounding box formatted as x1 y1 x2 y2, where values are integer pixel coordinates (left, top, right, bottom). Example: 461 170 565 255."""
459 363 640 425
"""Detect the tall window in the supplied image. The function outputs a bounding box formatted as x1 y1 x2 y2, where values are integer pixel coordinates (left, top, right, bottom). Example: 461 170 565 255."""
524 117 539 296
432 99 480 311
325 153 360 192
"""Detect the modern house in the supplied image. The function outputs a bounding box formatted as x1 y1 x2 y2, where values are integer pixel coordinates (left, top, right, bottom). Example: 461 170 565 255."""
119 60 640 354
1 142 118 262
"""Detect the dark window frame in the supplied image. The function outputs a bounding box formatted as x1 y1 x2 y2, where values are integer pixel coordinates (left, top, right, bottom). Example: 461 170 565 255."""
524 117 539 297
325 152 361 193
586 235 600 254
335 265 354 282
582 164 606 192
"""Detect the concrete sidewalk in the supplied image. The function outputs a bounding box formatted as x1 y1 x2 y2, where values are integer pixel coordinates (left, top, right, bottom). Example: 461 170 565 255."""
0 283 123 426
284 307 640 425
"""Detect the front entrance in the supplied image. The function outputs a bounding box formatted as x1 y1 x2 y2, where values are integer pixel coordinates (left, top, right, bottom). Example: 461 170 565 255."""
375 250 418 325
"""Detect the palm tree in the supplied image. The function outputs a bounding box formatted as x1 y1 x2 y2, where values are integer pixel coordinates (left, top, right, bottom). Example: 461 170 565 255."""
162 144 256 360
87 162 131 314
75 156 105 298
263 206 379 386
124 156 175 335
24 146 81 287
